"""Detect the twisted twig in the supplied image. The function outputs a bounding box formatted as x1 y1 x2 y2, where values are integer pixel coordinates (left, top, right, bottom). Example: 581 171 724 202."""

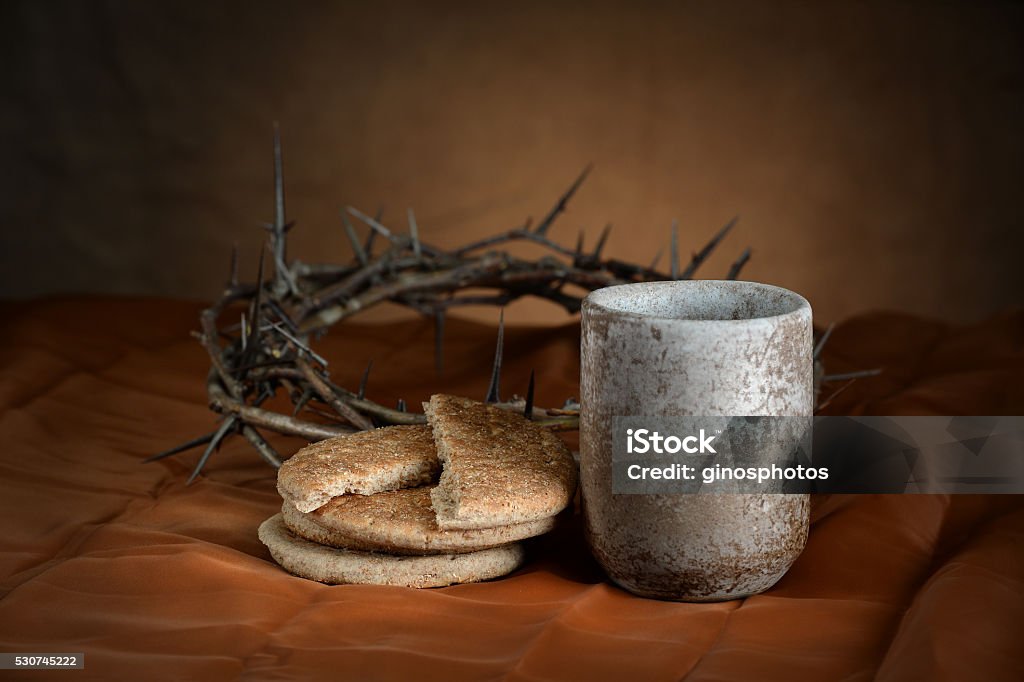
153 128 764 481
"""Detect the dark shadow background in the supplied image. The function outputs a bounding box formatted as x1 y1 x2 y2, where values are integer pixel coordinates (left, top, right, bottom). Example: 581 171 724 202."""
1 0 1021 324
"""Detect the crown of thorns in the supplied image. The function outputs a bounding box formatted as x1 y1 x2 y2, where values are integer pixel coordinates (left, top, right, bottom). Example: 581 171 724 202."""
150 126 864 482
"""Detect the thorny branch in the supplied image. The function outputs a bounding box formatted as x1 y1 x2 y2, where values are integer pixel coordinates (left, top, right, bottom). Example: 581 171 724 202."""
152 127 862 481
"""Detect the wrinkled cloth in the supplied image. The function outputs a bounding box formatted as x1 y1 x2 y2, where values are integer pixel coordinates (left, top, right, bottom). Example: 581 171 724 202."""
0 297 1021 681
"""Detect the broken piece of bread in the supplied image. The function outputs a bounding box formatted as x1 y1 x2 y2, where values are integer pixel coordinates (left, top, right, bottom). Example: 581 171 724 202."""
425 394 577 530
277 425 439 513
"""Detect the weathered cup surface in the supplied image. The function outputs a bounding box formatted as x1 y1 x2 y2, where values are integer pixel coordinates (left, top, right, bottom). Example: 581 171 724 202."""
580 280 813 601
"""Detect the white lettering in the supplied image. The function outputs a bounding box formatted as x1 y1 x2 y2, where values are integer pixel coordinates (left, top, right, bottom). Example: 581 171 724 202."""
624 428 717 454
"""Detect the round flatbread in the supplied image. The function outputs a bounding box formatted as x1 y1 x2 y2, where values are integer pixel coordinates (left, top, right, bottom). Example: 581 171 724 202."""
425 394 578 530
277 425 439 513
258 514 525 587
281 486 556 555
279 500 383 553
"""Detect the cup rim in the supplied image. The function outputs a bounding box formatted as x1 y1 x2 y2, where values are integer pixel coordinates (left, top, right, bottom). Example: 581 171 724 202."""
582 279 811 325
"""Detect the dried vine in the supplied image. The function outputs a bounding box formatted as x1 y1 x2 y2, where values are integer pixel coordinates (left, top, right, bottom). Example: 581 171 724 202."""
150 126 870 481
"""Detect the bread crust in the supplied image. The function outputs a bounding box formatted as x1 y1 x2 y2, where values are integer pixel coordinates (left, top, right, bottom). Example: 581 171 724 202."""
282 487 555 555
426 394 578 530
258 514 525 587
277 425 439 513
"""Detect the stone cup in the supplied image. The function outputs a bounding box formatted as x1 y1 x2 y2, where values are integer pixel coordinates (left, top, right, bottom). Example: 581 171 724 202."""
580 280 813 601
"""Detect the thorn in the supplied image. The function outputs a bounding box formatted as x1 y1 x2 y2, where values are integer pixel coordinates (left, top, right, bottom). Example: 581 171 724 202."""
407 208 422 258
341 211 368 266
822 368 882 382
592 223 612 259
726 247 752 280
254 383 275 405
485 310 505 403
265 299 298 333
268 123 297 298
574 230 585 259
397 398 407 413
364 206 383 255
348 205 439 257
243 247 266 363
270 322 329 367
670 221 679 280
534 164 593 236
681 216 738 279
240 425 282 468
240 312 247 351
434 308 446 374
273 122 286 234
143 431 217 463
186 416 237 485
813 322 835 360
524 370 535 420
292 387 314 416
228 242 239 288
815 378 857 414
649 247 663 271
347 206 397 243
358 360 373 400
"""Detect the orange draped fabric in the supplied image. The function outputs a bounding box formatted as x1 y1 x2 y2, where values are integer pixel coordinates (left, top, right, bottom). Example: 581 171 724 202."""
0 297 1021 681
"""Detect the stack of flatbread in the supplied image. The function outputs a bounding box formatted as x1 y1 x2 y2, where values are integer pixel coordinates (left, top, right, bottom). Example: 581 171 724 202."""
259 394 578 588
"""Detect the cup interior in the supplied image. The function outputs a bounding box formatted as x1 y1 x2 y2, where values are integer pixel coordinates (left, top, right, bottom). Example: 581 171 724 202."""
585 280 808 322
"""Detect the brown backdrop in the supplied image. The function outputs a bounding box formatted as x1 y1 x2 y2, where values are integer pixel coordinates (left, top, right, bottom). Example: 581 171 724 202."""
2 0 1022 324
